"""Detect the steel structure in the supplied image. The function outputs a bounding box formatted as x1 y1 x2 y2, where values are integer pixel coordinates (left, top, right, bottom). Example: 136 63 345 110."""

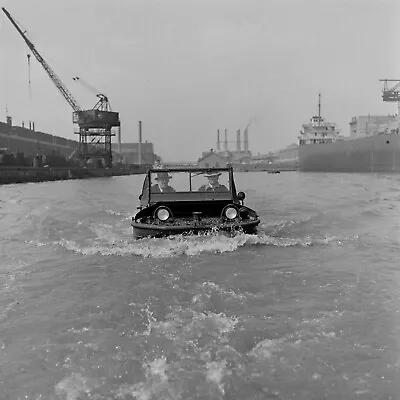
2 7 120 167
379 79 400 115
379 79 400 102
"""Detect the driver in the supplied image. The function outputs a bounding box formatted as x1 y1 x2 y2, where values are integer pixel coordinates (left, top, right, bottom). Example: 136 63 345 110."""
151 172 176 193
198 171 228 192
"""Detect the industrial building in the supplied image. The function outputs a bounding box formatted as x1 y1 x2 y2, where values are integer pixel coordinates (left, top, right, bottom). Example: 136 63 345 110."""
197 151 228 168
0 117 78 167
111 142 160 165
0 117 77 158
0 116 159 168
216 127 252 161
198 127 252 167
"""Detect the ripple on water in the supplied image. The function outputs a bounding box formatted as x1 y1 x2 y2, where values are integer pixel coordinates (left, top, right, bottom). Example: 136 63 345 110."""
1 173 400 399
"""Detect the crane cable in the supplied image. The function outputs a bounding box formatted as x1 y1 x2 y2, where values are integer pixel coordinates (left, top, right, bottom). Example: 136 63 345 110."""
72 76 100 96
27 51 32 100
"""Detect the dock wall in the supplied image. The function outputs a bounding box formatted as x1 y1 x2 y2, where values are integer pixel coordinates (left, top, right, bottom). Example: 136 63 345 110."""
0 165 148 185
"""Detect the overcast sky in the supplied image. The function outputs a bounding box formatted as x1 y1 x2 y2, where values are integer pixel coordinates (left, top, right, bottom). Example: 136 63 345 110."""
0 0 399 161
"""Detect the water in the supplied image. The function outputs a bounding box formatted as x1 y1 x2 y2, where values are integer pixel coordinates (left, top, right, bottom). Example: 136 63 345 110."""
1 171 400 399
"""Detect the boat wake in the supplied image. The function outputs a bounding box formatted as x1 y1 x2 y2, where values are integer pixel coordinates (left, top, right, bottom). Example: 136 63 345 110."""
52 288 347 400
54 228 356 259
21 206 361 258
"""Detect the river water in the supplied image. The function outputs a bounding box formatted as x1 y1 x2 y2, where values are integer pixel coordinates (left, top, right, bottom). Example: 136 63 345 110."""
1 171 400 399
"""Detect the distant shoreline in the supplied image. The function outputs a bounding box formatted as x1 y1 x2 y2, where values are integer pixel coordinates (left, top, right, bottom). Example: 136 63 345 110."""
0 166 146 185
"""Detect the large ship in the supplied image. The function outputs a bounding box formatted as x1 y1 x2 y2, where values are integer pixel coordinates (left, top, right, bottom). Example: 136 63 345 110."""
298 93 400 172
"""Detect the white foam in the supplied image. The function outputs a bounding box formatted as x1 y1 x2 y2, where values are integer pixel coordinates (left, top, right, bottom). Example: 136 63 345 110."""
56 229 351 259
200 281 251 301
55 372 92 400
116 357 173 400
105 209 131 219
206 359 230 394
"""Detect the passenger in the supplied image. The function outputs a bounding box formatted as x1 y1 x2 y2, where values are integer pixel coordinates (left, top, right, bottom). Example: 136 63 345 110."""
151 172 176 193
198 171 229 192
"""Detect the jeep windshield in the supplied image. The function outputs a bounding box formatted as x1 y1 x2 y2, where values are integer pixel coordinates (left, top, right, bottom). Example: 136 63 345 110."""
149 169 231 193
139 168 236 204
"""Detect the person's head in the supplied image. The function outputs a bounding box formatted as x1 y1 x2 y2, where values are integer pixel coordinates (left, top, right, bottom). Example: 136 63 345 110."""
155 172 172 189
204 171 221 187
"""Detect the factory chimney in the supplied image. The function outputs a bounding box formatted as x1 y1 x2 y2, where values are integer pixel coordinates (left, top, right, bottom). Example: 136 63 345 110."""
217 129 220 152
244 128 249 152
138 121 142 165
224 128 228 152
236 129 241 152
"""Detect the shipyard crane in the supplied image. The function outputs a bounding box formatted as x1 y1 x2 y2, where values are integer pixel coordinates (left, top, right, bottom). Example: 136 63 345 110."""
379 79 400 115
1 7 120 167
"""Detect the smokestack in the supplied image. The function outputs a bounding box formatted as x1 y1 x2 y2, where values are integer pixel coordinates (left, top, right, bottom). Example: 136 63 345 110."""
217 129 220 152
29 121 31 130
224 128 228 152
236 129 241 152
118 125 122 163
138 120 142 165
22 121 25 128
32 121 35 131
244 128 249 152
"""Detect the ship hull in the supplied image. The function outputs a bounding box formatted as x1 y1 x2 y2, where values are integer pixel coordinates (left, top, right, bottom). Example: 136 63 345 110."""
299 133 400 172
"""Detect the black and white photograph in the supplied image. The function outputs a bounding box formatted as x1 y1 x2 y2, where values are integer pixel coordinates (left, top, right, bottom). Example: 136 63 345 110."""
0 0 399 398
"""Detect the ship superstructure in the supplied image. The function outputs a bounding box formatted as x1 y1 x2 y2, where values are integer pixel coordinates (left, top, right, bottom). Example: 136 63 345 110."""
298 94 342 146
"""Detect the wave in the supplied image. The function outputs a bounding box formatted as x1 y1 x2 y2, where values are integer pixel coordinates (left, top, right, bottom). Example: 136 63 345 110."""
52 299 346 400
105 209 132 219
55 229 357 259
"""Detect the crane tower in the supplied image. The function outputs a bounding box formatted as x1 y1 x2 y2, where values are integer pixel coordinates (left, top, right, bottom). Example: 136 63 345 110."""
379 79 400 115
2 7 120 167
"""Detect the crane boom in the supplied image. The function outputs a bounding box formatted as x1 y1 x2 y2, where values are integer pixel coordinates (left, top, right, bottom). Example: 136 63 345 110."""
2 7 82 112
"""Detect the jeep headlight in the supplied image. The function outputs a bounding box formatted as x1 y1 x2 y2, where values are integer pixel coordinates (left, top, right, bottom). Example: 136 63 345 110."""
155 207 172 221
223 206 238 220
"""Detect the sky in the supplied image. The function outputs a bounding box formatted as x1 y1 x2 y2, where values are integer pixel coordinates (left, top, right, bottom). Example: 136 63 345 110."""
0 0 399 161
